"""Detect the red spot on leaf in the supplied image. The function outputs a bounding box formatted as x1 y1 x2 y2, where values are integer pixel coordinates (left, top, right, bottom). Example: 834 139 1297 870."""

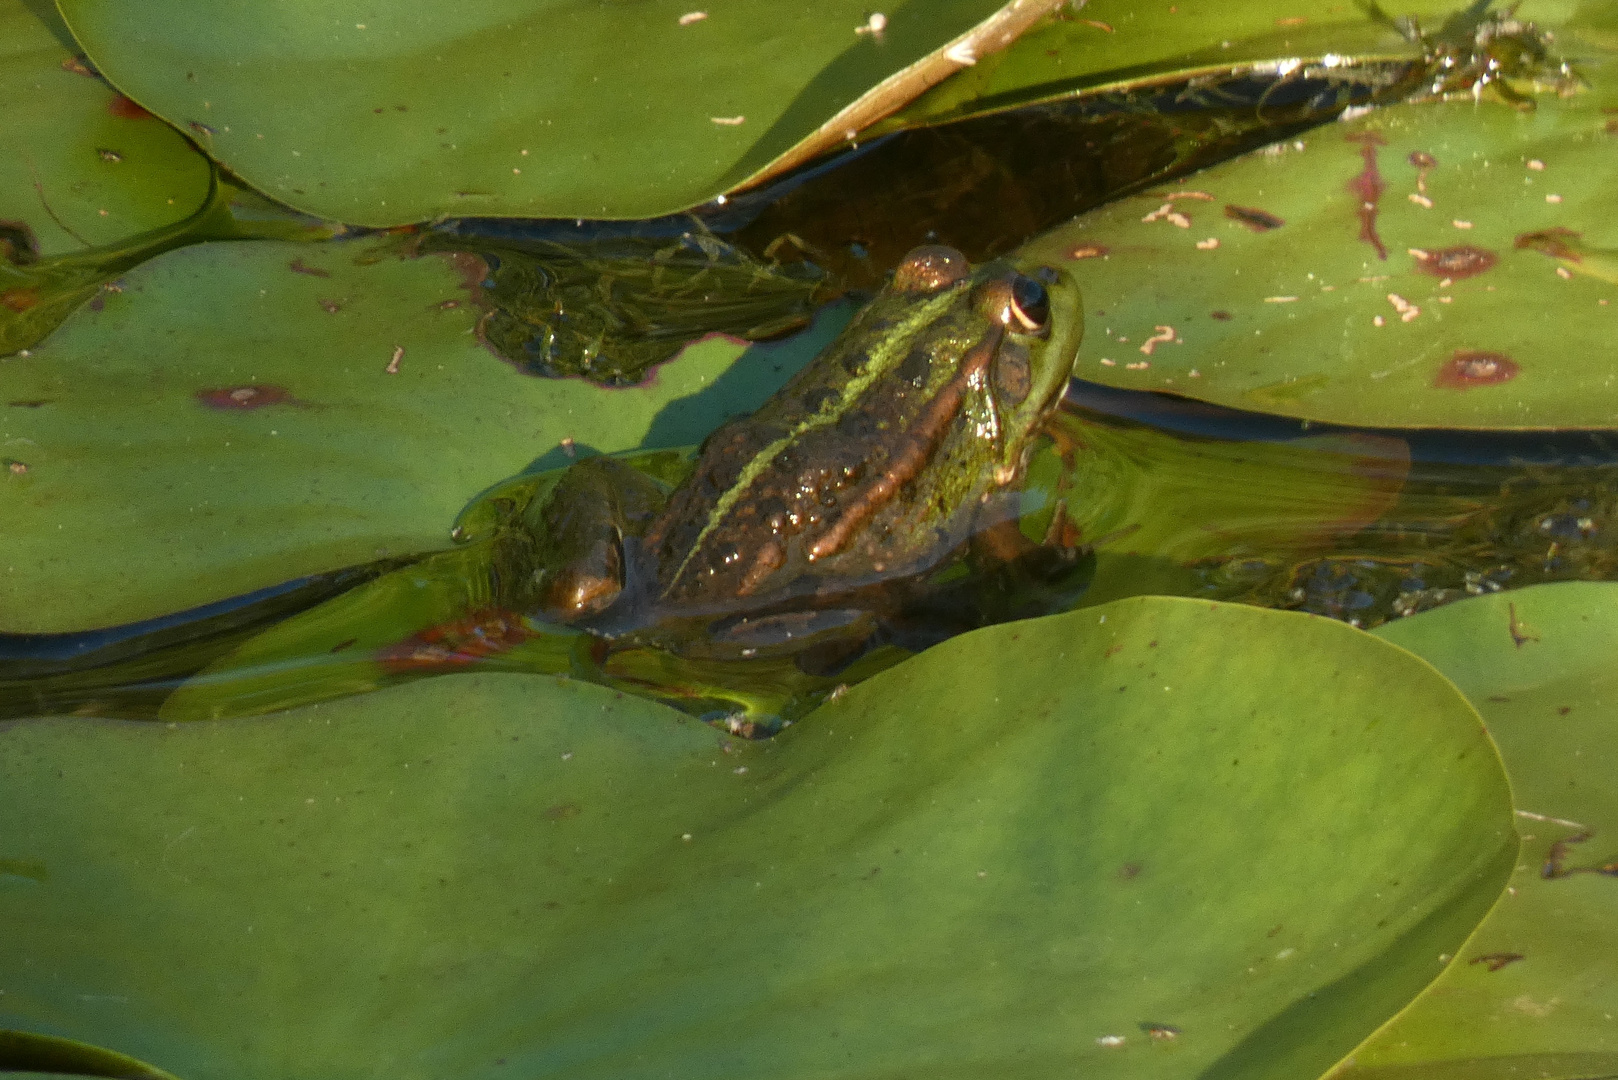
1414 246 1497 278
107 94 152 120
1210 310 1233 321
1345 132 1388 260
195 384 297 410
1434 350 1518 389
1 287 39 312
378 609 534 673
288 258 330 278
1224 205 1284 231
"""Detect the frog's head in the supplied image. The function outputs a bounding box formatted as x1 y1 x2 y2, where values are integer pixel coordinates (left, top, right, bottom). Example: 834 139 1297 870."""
888 245 1083 486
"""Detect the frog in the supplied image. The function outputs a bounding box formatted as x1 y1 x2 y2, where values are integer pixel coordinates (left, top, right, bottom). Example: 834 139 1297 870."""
501 243 1086 673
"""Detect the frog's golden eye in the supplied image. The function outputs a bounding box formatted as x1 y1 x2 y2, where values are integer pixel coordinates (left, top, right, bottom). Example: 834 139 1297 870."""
974 273 1051 337
891 245 970 293
1008 274 1050 335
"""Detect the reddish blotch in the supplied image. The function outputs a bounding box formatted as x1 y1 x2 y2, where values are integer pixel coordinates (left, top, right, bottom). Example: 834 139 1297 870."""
1413 246 1497 279
378 609 534 673
107 94 152 120
1434 350 1518 389
195 385 297 410
1345 132 1389 260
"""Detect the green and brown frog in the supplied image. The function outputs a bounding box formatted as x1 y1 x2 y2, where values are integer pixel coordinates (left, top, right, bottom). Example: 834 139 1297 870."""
500 244 1085 676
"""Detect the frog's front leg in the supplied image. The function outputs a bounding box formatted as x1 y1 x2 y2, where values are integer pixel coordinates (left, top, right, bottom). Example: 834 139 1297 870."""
520 456 669 621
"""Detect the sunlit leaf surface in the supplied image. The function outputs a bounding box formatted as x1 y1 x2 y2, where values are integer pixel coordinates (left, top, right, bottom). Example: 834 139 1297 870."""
0 597 1512 1079
54 0 1019 224
0 239 844 632
1341 582 1618 1080
0 0 210 259
1018 40 1616 429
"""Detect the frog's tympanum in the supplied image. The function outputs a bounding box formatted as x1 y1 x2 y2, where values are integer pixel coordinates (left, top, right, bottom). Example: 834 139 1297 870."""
507 244 1085 676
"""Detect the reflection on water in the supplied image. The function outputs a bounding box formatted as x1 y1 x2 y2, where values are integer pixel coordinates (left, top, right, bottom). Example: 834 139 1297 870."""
8 380 1618 729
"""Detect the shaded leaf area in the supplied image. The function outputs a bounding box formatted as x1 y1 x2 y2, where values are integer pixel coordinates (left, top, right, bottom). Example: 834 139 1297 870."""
881 0 1578 130
0 598 1514 1080
0 238 846 634
436 61 1422 383
0 0 211 258
0 174 338 358
1019 38 1618 430
1335 583 1618 1080
55 0 1011 225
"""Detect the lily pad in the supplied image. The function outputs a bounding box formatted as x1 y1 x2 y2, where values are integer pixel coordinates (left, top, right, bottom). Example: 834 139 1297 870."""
1340 582 1618 1079
0 238 842 633
0 596 1513 1079
55 0 1025 225
0 0 211 259
1016 42 1618 430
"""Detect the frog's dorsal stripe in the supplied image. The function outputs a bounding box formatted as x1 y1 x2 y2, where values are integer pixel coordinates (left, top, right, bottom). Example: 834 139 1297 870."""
664 283 967 595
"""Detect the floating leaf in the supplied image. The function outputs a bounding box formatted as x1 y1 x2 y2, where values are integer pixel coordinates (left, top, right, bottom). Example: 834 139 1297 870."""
1 174 339 358
1340 582 1618 1079
0 596 1513 1079
0 0 210 259
0 239 843 632
55 0 1038 224
1017 39 1618 429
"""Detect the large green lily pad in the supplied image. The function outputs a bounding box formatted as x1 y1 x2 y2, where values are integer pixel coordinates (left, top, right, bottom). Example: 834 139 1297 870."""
0 0 211 259
55 0 1020 224
1339 582 1618 1079
1017 41 1618 430
0 238 843 633
0 596 1513 1078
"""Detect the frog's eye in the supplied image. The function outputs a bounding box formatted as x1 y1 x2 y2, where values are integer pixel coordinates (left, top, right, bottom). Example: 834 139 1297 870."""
892 245 971 293
1008 274 1050 335
975 273 1051 336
